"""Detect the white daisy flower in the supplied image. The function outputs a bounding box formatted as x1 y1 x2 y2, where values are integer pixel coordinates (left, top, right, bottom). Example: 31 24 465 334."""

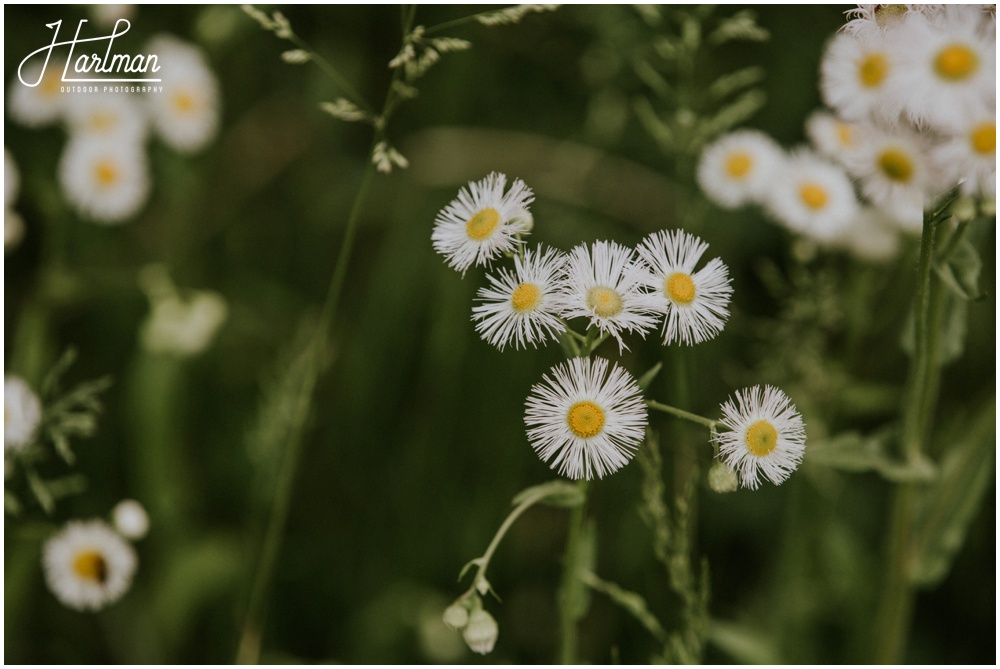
890 6 996 131
805 110 865 167
471 245 567 350
58 136 150 224
42 519 138 611
112 499 150 540
145 35 221 153
7 61 66 128
5 375 42 453
931 116 996 198
696 130 784 209
556 240 659 351
847 124 940 209
65 91 147 143
635 230 733 346
524 356 647 480
432 172 533 274
764 150 859 242
820 27 901 123
139 265 229 356
714 385 806 490
90 4 137 28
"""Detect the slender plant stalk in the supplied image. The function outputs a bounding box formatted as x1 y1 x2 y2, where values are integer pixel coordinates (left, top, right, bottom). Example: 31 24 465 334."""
871 209 941 664
558 480 589 664
647 400 718 430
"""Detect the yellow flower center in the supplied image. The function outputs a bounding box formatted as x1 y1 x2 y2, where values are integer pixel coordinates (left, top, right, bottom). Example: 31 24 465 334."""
586 286 623 318
878 148 914 182
90 112 114 133
465 208 500 241
934 44 978 81
858 52 888 88
511 282 541 312
799 182 828 210
836 122 854 147
41 70 61 97
745 420 778 457
970 123 995 155
173 91 196 113
94 161 119 187
73 550 108 584
874 4 908 27
665 272 696 305
725 152 753 179
567 400 605 438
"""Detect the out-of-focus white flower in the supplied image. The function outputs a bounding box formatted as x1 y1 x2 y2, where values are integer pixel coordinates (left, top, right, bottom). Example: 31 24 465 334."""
847 124 940 209
5 375 42 453
43 519 138 611
696 130 784 209
828 206 903 262
820 28 899 123
90 4 137 28
635 229 733 346
524 357 647 481
764 149 859 242
471 245 567 351
65 91 147 143
462 609 499 655
58 136 150 224
713 385 806 489
556 240 659 352
138 264 228 356
7 62 67 128
145 35 221 153
112 499 150 540
931 116 996 198
432 172 533 274
805 110 865 167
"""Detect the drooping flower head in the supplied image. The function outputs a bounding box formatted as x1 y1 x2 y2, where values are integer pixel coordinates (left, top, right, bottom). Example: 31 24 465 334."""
525 356 647 480
713 385 806 489
696 130 784 209
42 519 138 611
471 245 567 351
556 240 658 351
635 229 733 346
432 172 533 274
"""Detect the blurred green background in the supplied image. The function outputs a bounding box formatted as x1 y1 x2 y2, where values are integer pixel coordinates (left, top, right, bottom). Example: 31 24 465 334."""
4 4 994 664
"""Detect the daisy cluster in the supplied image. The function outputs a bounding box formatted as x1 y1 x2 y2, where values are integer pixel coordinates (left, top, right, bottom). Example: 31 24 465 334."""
42 500 149 612
6 33 220 228
696 4 995 261
432 172 805 487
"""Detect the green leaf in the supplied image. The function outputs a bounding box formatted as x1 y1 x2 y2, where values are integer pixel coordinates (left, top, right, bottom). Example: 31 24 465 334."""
900 290 969 365
706 66 765 101
910 400 995 587
693 89 766 146
806 431 936 483
633 96 674 153
707 10 770 45
5 491 22 517
582 570 667 642
935 236 983 301
637 362 663 392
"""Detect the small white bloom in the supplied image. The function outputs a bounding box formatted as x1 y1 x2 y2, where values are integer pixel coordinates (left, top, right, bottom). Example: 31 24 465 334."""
432 172 534 274
805 110 865 167
931 116 996 198
65 91 147 143
5 375 42 453
556 240 659 351
889 6 996 131
525 357 647 481
764 149 859 242
145 35 221 153
847 124 940 209
713 385 806 489
42 519 138 611
442 603 470 630
696 130 784 209
462 609 498 655
819 28 899 123
112 499 150 540
7 62 67 128
471 245 567 351
139 265 228 356
58 137 150 224
635 230 733 346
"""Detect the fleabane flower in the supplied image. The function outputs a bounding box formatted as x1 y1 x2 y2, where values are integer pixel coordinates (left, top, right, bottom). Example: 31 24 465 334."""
471 245 566 350
432 172 534 274
636 230 733 346
889 6 996 131
58 136 151 224
805 110 865 167
7 61 67 128
764 149 858 242
931 115 996 198
847 124 941 209
145 35 221 153
524 356 647 481
696 130 784 209
5 375 42 453
556 240 658 351
819 27 899 123
42 519 138 611
65 91 147 143
713 385 806 489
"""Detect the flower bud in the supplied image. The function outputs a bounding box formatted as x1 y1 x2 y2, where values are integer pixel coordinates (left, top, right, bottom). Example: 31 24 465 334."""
462 609 499 655
112 499 150 540
708 462 739 493
442 603 469 630
951 197 976 222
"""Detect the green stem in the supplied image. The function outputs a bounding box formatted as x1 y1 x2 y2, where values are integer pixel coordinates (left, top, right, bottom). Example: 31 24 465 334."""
558 480 589 664
647 400 718 431
872 208 942 664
